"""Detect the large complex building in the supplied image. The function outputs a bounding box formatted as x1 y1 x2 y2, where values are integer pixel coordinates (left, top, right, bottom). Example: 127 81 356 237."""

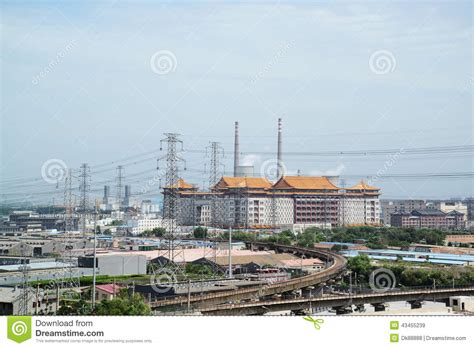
173 175 381 230
390 209 466 230
166 120 381 231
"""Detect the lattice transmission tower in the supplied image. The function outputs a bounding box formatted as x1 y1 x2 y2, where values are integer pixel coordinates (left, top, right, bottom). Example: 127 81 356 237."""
156 133 186 276
207 141 225 230
79 163 90 237
18 243 31 315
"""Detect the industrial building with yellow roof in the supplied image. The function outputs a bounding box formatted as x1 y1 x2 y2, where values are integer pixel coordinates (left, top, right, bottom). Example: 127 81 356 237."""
165 119 381 231
171 175 380 231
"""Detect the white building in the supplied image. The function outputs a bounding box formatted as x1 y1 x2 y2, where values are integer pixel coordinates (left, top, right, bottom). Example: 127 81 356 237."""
439 202 468 217
173 176 381 231
123 217 167 235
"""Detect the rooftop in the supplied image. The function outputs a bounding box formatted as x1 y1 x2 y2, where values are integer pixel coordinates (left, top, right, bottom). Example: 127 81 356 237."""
96 284 122 295
347 180 379 191
273 176 340 190
214 177 272 189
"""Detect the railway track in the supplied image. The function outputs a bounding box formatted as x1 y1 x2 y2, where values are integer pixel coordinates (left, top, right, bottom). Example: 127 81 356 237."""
151 242 347 311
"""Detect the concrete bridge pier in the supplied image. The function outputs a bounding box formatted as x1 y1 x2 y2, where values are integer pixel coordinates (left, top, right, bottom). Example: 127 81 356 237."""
291 309 307 316
408 300 423 309
372 303 386 312
334 306 353 315
302 286 321 298
282 291 299 300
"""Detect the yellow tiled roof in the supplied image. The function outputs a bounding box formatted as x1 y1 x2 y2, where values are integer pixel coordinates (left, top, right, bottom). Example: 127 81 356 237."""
273 176 340 190
215 177 272 189
166 178 194 189
347 180 379 191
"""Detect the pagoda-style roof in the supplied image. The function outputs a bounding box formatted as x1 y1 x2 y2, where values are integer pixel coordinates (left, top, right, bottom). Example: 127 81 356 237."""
214 177 272 189
165 178 195 189
272 176 340 191
346 180 379 191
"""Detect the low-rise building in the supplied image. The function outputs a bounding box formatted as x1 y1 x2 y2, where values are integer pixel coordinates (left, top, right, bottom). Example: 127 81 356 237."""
0 286 59 315
450 296 474 313
78 254 147 276
445 234 474 247
118 218 170 236
95 284 122 301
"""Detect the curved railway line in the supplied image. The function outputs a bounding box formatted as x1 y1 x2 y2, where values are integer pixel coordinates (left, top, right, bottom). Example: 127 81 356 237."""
151 242 347 311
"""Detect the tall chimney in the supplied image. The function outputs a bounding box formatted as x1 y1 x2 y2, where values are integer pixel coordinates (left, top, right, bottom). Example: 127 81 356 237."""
103 185 110 204
233 121 240 177
277 118 283 178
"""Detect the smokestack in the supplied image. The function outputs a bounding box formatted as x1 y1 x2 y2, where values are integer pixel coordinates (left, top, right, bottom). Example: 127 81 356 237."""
233 121 240 177
103 185 110 204
124 185 131 207
277 118 283 178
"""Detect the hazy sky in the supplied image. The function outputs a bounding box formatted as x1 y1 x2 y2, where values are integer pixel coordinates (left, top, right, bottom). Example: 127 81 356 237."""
1 0 473 204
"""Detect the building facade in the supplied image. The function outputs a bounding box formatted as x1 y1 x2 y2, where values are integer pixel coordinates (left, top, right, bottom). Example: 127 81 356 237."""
380 199 427 226
171 176 381 230
390 209 466 230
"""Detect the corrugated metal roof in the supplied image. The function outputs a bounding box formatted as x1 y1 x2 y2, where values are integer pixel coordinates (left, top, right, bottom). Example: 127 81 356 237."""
0 261 70 272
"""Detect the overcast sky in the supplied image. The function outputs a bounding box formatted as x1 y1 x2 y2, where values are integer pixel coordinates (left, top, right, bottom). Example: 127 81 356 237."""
1 0 472 204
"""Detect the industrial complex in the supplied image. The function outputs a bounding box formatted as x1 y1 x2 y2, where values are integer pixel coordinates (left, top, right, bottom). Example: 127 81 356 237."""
0 119 472 317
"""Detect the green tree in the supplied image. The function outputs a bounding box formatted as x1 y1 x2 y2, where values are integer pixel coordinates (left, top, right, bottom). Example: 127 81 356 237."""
296 227 326 247
193 227 208 239
57 299 93 315
347 255 372 281
185 263 213 276
94 290 151 315
152 227 166 237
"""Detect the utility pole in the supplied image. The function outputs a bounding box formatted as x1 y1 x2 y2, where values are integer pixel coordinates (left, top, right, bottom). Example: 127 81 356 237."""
270 188 277 230
340 179 346 227
79 163 90 237
92 201 98 308
228 227 233 279
115 165 124 211
187 280 191 312
63 168 74 233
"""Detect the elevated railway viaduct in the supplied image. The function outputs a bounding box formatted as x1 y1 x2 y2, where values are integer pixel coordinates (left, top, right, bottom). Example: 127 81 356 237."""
200 286 474 315
151 242 347 311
